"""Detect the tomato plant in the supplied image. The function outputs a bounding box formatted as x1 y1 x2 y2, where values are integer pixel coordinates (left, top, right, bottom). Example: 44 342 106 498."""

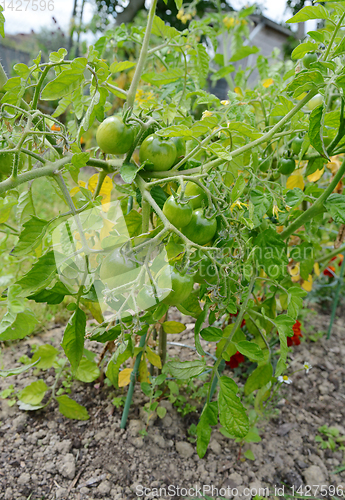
1 0 345 459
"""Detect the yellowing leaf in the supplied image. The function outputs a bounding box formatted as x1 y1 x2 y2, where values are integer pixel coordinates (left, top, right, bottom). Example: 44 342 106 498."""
291 274 301 282
138 358 149 383
289 263 300 276
262 78 274 88
314 262 320 276
234 86 243 96
87 174 113 211
301 274 313 292
100 218 115 240
118 368 132 387
146 347 162 369
162 321 186 334
70 187 80 197
308 168 324 182
286 174 304 191
327 158 341 174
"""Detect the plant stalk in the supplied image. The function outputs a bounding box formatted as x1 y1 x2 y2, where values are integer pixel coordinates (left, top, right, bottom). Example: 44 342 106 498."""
125 0 158 109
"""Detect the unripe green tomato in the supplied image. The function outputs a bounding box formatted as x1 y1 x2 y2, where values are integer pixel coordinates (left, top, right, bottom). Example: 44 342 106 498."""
182 209 217 246
100 249 138 287
157 266 194 306
172 137 186 166
162 196 193 228
258 157 270 173
307 94 323 111
177 182 208 210
302 52 317 69
139 134 177 171
291 137 304 155
278 158 296 175
96 116 134 155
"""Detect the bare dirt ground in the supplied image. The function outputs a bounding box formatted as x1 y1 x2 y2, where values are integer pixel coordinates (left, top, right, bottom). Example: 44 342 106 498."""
0 310 344 500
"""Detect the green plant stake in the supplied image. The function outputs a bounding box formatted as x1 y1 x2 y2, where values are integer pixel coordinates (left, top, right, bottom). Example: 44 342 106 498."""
120 333 147 429
327 253 345 339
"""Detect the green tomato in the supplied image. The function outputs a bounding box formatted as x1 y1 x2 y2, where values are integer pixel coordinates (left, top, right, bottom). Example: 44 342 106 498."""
258 157 271 173
302 52 317 69
182 209 217 246
100 249 138 287
172 137 186 165
307 94 323 111
291 137 304 155
139 134 177 171
162 196 193 228
158 266 194 306
96 116 134 155
278 158 296 175
177 182 208 210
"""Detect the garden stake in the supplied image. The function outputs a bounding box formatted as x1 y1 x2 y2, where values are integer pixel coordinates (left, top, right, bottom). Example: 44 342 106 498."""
120 333 147 429
327 253 345 339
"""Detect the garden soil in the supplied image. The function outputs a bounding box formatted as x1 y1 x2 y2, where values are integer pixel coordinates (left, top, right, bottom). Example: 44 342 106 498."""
0 310 344 500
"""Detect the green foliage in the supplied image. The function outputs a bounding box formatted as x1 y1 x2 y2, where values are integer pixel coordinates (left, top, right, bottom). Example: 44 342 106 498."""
0 0 345 459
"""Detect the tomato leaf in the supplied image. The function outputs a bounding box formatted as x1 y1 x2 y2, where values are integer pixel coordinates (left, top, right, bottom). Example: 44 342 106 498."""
16 251 57 296
196 401 218 458
286 5 329 23
324 193 345 224
244 363 273 395
32 344 59 370
18 380 48 405
12 216 49 256
56 395 89 420
164 359 206 379
291 42 318 60
75 358 100 383
0 359 39 377
61 308 86 373
234 341 264 362
308 103 329 160
200 327 223 342
0 309 38 341
218 380 249 438
162 321 185 333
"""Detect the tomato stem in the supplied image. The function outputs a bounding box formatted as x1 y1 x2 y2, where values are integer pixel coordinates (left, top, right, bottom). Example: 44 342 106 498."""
125 0 158 109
